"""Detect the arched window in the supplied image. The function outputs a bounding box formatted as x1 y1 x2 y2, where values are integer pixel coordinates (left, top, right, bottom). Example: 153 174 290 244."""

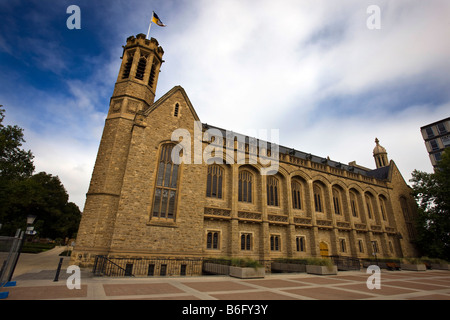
292 181 302 210
332 188 342 215
206 165 223 199
121 50 135 79
206 231 219 249
313 183 323 212
296 236 305 252
350 191 358 217
135 54 147 80
152 144 179 219
379 196 387 220
267 176 279 206
148 60 159 88
365 194 373 219
238 170 253 203
241 233 252 251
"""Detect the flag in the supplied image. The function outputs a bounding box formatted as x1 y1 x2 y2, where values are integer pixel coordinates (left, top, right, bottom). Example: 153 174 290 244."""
152 11 166 27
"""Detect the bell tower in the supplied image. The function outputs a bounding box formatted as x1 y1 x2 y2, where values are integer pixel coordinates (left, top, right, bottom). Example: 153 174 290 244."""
373 138 389 168
73 34 164 265
109 33 164 118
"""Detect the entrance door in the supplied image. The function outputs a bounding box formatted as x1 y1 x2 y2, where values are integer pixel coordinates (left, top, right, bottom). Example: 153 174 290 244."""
319 242 329 257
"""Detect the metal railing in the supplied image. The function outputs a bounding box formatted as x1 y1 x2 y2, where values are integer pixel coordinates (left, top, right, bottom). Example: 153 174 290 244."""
0 231 24 286
93 256 204 277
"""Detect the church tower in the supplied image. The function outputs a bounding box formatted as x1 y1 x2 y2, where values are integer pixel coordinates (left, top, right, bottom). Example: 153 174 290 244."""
73 34 164 263
373 137 389 168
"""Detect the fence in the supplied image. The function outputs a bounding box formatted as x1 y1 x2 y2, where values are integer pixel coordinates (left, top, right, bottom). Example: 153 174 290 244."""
0 230 24 287
93 256 204 277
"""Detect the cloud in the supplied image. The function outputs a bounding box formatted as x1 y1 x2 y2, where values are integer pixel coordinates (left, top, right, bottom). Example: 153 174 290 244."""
2 0 449 211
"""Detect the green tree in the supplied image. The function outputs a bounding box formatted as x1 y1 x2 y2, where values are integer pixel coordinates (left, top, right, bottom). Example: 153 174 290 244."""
0 106 34 180
0 107 81 239
411 148 450 261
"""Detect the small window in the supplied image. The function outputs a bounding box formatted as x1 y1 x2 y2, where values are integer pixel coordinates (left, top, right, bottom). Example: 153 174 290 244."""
241 233 252 251
425 127 434 138
174 103 180 117
437 123 447 135
434 152 442 162
206 231 220 249
441 135 450 147
340 239 346 253
358 240 364 253
270 235 280 251
296 236 305 252
430 139 439 151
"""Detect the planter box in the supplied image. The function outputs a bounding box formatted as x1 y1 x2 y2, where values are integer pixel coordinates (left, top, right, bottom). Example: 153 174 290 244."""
229 266 265 279
271 262 306 273
400 263 426 271
306 265 338 275
431 263 450 270
203 262 230 275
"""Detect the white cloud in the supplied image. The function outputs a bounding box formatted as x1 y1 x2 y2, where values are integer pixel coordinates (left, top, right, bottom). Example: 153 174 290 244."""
3 0 449 211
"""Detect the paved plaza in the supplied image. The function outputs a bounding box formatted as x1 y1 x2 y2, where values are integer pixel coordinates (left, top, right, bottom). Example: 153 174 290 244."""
1 247 449 301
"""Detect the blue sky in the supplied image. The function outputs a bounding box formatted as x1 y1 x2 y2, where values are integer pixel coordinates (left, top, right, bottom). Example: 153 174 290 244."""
1 0 449 210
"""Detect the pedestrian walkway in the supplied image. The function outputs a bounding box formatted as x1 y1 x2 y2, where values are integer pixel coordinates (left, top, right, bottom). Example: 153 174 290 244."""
3 268 450 300
1 247 449 300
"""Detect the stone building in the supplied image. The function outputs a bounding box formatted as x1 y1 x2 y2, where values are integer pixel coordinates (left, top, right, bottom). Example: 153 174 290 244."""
72 34 419 273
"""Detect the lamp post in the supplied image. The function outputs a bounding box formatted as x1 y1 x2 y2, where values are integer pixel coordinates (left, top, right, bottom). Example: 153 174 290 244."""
7 214 37 281
371 240 379 267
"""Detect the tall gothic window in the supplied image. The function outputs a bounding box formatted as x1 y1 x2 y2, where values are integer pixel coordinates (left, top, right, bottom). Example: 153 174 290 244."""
333 188 342 215
365 194 373 219
135 53 147 80
148 60 159 88
350 191 358 217
206 165 223 199
267 176 279 206
238 170 252 203
292 181 302 210
152 144 179 219
313 183 323 212
121 50 135 79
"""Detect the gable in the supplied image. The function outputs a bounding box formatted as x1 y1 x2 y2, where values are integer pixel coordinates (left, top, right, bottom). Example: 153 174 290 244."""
145 85 200 122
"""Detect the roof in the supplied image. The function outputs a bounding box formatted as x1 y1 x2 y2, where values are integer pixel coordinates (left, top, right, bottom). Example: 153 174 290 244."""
203 123 384 178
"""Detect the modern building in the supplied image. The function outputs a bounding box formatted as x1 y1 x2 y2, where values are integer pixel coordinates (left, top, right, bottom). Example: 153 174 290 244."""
72 34 419 275
420 117 450 168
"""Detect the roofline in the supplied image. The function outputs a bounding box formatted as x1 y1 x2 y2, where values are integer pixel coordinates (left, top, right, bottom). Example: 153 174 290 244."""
420 117 450 130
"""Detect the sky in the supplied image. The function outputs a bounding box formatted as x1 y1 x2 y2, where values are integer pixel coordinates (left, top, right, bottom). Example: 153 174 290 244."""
1 0 449 211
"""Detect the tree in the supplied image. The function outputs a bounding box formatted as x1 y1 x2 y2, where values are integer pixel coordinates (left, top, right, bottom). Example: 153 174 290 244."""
0 107 81 239
0 106 34 180
411 148 450 261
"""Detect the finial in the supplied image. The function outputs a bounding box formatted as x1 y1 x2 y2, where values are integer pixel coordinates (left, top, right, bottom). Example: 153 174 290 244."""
375 137 379 145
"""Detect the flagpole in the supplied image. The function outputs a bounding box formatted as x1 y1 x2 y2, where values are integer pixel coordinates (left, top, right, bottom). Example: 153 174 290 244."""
146 12 153 39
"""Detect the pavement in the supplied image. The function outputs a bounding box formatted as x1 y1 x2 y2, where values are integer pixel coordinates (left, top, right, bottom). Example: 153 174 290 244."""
1 247 450 302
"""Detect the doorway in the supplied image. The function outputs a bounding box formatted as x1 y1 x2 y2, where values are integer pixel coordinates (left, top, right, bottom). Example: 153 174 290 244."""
319 242 329 257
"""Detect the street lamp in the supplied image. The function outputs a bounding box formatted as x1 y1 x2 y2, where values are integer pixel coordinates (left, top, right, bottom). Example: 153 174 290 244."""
7 214 37 281
25 215 37 236
371 240 379 267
